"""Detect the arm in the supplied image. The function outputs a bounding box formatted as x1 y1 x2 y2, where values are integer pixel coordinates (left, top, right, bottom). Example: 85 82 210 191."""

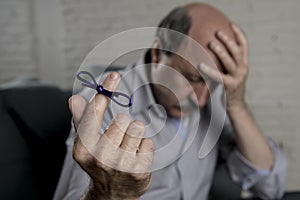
227 102 274 170
200 23 273 170
53 126 90 200
200 23 287 198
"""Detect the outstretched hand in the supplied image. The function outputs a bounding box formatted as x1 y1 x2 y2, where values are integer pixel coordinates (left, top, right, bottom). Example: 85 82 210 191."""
69 72 154 200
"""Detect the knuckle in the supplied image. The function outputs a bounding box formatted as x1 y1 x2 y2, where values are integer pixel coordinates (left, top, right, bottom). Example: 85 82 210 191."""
133 120 145 128
72 137 95 165
222 34 228 40
121 142 130 150
219 51 226 58
72 145 85 163
109 113 132 132
143 138 154 151
115 113 131 122
228 41 236 49
130 120 146 134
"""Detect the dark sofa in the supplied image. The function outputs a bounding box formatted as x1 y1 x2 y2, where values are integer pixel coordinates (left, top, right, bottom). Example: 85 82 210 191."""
0 86 71 200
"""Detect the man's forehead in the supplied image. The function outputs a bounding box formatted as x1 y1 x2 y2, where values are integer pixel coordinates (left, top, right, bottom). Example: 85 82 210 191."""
184 3 236 71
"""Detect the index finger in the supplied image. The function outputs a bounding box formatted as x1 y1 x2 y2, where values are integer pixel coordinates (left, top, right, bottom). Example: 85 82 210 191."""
77 72 121 146
231 23 248 64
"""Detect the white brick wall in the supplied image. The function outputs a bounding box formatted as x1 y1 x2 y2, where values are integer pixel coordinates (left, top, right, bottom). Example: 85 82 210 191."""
0 0 299 191
0 0 36 83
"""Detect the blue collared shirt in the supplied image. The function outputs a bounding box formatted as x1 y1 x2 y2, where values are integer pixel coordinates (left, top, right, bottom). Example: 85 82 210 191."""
54 59 287 200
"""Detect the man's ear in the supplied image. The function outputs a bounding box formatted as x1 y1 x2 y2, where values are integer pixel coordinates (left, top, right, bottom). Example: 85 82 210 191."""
151 37 162 64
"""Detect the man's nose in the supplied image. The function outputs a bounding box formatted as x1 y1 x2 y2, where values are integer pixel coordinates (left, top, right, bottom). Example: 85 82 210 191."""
190 83 209 107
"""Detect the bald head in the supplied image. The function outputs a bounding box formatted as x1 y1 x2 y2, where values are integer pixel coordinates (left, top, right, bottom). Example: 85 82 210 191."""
184 3 234 40
153 3 237 71
184 3 236 70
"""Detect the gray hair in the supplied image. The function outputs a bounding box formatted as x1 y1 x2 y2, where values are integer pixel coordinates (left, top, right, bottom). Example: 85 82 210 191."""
155 6 192 56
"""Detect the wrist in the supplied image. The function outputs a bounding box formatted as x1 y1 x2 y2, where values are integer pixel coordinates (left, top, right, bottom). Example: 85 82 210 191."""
82 186 109 200
226 100 248 115
82 183 113 200
83 184 139 200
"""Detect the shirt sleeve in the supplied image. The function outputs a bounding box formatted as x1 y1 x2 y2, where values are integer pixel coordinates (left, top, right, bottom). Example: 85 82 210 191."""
226 136 288 200
211 85 288 199
53 126 90 200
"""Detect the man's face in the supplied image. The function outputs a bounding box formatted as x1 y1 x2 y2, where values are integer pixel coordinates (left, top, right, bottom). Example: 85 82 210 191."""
151 48 215 118
150 11 235 118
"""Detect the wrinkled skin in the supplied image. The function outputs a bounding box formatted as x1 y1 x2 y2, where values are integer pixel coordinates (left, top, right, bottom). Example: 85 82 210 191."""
69 72 154 200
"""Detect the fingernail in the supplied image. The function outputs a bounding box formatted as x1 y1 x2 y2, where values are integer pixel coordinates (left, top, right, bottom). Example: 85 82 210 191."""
110 72 119 80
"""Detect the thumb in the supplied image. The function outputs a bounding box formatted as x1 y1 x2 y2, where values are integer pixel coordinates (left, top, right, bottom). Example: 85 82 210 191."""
69 95 87 128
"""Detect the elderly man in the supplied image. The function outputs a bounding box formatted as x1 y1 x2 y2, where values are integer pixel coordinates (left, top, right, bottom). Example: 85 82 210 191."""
54 3 287 200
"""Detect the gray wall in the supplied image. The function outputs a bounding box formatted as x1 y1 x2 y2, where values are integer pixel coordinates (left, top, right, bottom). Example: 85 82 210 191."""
0 0 299 191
